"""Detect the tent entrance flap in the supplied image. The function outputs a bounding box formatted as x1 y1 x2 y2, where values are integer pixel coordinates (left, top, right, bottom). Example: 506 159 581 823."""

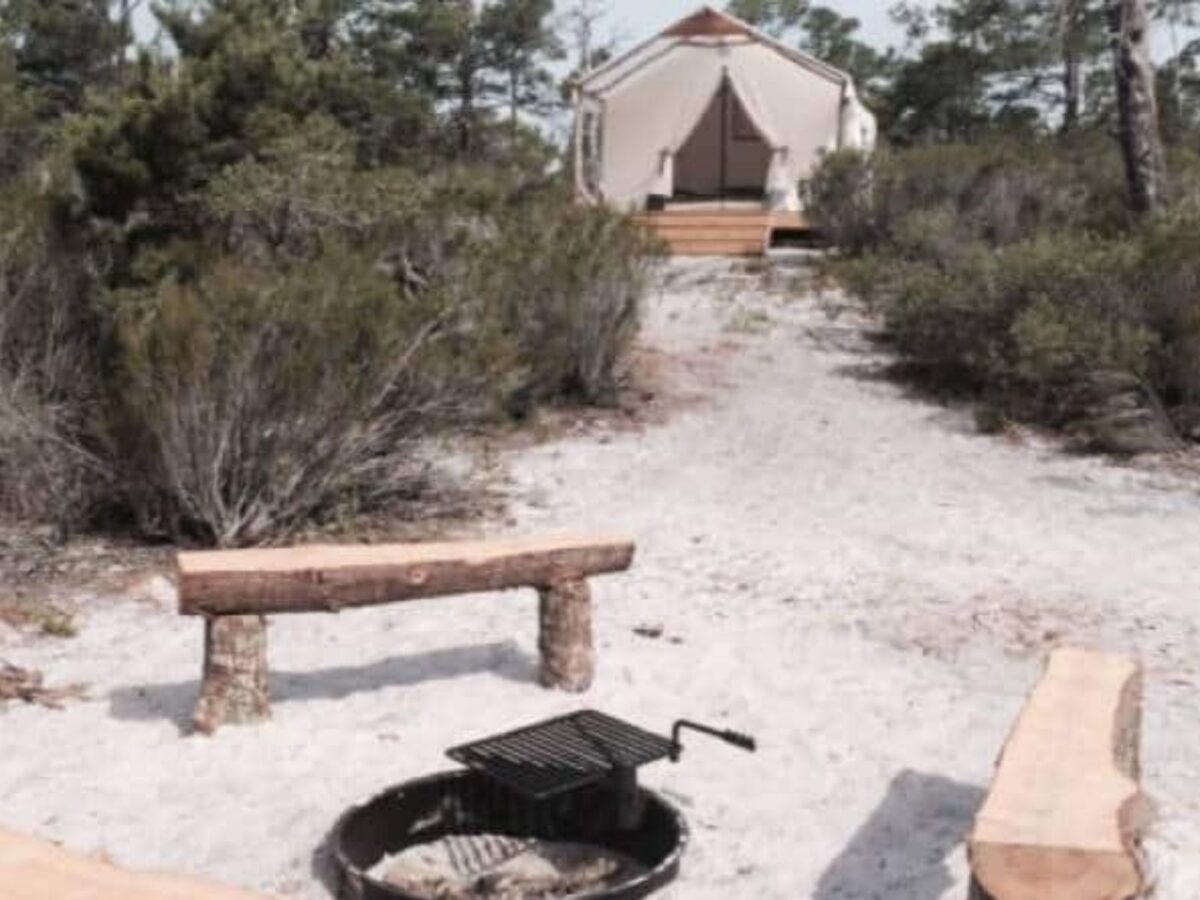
673 76 772 201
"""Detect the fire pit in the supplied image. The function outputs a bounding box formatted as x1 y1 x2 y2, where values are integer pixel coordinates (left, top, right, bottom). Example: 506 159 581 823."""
331 711 755 900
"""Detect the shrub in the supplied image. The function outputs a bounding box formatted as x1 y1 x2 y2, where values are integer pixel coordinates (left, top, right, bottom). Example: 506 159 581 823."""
808 138 1129 258
1138 214 1200 405
1002 238 1153 411
489 199 658 406
802 149 876 251
818 135 1199 434
108 248 506 547
0 115 656 546
0 186 108 534
864 234 1155 420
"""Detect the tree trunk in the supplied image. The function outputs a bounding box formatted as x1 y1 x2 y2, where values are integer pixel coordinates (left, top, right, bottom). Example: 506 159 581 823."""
193 615 270 734
1063 50 1082 132
1110 0 1166 215
458 57 476 156
538 579 594 692
1061 0 1084 133
510 69 519 138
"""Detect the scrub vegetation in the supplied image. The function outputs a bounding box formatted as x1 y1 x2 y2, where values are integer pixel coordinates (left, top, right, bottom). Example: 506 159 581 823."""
771 0 1200 451
0 0 656 547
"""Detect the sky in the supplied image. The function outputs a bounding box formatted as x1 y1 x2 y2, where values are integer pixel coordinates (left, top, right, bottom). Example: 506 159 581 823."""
134 2 907 56
590 1 904 54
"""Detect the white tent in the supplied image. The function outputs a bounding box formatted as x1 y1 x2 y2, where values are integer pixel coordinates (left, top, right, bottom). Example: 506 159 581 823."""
573 6 877 213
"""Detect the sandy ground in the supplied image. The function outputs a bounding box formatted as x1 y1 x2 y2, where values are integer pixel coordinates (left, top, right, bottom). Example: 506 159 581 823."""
1 258 1198 899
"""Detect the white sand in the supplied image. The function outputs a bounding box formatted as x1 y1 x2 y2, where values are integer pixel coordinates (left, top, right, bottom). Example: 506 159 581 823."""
1 258 1197 899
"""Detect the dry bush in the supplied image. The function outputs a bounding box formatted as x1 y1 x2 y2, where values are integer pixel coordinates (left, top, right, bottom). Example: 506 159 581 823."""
0 188 108 534
110 249 504 547
490 200 658 406
0 121 654 546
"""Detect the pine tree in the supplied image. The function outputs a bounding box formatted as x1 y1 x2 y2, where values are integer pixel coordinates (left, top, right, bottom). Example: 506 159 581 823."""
724 0 808 36
480 0 562 133
0 0 125 119
796 6 894 92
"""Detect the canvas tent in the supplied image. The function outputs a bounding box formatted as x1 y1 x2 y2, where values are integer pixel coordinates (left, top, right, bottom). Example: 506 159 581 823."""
573 6 877 213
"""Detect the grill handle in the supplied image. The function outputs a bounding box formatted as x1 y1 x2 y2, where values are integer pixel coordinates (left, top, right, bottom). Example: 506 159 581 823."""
669 719 757 762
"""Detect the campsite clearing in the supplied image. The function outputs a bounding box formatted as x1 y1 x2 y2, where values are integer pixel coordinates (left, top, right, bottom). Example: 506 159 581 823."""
0 259 1197 900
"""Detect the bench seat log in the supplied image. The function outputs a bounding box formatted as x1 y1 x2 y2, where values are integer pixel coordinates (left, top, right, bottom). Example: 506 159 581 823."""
968 648 1148 900
0 825 271 900
178 535 635 616
177 534 634 732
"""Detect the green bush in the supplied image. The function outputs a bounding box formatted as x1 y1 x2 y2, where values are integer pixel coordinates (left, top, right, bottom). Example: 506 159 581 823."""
0 155 655 545
850 232 1156 420
108 247 507 546
489 199 658 406
817 136 1199 433
802 149 876 251
1138 215 1200 405
808 138 1129 258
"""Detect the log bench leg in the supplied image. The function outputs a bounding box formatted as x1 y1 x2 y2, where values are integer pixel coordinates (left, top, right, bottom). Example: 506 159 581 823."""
193 615 270 734
538 579 594 692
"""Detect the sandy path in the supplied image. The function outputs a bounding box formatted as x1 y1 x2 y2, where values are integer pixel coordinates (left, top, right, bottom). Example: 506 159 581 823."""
1 258 1197 899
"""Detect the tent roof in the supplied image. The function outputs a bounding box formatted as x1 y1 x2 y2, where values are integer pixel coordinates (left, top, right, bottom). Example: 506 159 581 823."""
663 7 753 38
578 5 851 96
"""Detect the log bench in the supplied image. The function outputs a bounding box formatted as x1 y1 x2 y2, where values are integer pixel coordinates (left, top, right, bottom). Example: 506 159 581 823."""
0 826 271 899
177 534 635 734
968 648 1149 900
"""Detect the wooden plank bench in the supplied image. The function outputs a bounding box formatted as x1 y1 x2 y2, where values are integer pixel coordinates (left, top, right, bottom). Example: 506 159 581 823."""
0 826 270 899
968 648 1150 900
177 534 636 734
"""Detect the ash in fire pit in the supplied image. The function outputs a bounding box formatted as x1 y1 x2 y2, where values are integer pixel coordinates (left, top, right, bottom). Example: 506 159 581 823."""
369 834 648 900
332 712 754 900
333 770 686 900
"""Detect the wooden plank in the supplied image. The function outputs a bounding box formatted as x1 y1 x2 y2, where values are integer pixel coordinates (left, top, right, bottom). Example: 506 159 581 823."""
968 648 1148 900
635 209 808 257
0 827 270 900
635 211 809 227
637 217 774 228
178 533 635 616
670 246 764 257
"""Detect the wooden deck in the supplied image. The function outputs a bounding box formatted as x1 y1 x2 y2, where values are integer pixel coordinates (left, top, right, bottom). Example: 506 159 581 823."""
635 209 810 257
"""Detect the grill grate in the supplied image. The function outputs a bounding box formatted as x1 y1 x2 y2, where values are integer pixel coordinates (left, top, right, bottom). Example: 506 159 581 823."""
446 711 675 800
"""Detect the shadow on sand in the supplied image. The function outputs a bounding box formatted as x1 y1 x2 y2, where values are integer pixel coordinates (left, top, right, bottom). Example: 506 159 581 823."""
108 640 539 731
814 769 986 900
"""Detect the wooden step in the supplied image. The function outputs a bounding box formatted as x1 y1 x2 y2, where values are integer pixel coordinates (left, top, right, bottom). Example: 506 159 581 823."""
649 225 769 238
637 215 775 228
666 239 766 257
638 223 765 257
634 210 806 257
